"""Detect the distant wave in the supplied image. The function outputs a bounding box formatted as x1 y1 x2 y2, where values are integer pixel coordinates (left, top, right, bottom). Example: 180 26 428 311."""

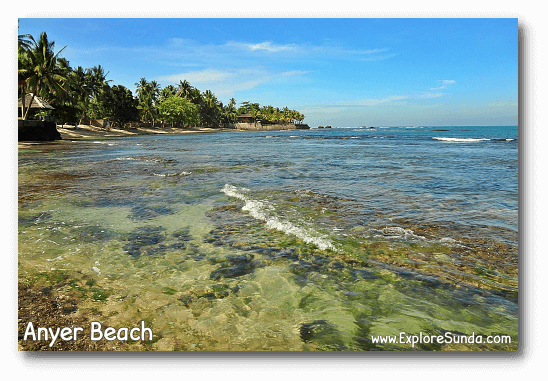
432 137 514 143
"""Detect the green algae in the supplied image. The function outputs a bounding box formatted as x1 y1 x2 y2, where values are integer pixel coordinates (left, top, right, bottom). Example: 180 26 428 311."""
18 143 518 352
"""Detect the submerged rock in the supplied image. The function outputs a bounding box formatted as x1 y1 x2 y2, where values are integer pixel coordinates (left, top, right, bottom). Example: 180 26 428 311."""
19 211 52 224
210 253 263 280
178 294 194 307
290 260 322 275
299 320 346 350
129 205 175 221
74 225 119 244
122 226 166 257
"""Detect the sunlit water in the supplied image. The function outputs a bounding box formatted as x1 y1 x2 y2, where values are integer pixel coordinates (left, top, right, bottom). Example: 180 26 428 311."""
18 126 518 351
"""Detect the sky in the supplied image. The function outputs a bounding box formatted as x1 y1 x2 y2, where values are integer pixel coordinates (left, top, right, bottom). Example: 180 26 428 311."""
18 18 518 127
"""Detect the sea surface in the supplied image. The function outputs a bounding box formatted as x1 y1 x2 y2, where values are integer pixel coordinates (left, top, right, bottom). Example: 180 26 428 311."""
18 125 519 351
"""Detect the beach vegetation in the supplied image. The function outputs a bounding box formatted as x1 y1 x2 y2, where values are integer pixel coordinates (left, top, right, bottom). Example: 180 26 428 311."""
18 30 306 129
18 32 67 120
156 95 200 127
93 85 140 127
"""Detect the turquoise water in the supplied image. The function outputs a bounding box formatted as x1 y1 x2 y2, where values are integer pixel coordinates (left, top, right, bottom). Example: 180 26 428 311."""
18 125 518 351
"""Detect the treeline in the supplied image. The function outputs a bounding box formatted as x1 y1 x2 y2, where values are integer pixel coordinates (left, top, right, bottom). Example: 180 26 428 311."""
18 31 305 128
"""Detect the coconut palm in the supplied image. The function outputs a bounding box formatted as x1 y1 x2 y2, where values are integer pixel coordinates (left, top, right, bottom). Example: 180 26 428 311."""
18 32 67 120
134 78 160 126
18 34 34 51
67 66 92 124
177 80 193 99
160 85 177 101
86 65 111 119
190 87 202 105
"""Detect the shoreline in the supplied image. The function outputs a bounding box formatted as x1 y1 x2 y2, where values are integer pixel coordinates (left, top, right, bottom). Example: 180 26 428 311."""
18 124 224 149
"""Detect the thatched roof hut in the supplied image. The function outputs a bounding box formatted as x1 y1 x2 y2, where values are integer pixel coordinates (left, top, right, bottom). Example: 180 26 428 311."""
18 93 55 110
237 113 255 124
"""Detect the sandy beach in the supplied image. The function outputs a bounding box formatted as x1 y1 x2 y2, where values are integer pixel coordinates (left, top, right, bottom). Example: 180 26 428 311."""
18 124 222 149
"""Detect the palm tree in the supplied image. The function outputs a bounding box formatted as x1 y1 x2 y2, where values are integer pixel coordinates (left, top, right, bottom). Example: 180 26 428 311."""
18 32 67 120
150 80 161 99
18 34 34 51
87 65 111 119
190 87 202 105
68 66 92 124
199 90 222 128
135 78 149 99
160 85 177 100
134 78 159 126
177 80 193 99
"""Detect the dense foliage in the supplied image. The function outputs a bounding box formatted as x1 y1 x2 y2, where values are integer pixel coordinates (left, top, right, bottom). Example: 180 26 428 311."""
156 95 200 127
18 31 305 128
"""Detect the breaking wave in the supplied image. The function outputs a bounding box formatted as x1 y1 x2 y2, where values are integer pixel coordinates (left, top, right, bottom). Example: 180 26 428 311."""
221 184 337 251
433 137 514 143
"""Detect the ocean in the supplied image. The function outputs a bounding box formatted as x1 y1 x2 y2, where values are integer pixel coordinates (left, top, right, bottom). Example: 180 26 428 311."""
18 125 518 351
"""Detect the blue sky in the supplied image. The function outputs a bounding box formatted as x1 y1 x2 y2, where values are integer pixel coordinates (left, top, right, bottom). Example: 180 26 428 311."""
18 18 518 127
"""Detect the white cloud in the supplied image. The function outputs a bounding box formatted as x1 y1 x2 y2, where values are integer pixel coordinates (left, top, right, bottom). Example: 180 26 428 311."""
354 95 408 106
226 41 297 53
157 69 234 84
279 70 310 77
419 92 444 99
248 41 296 52
360 53 398 61
429 79 456 90
361 48 388 54
155 67 308 99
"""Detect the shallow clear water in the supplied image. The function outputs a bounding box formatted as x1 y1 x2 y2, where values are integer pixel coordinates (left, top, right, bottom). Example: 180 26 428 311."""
18 126 518 351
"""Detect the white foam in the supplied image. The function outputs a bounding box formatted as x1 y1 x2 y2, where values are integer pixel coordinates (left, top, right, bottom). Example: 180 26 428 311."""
152 171 191 177
46 256 63 262
221 184 336 251
379 226 426 241
433 137 489 142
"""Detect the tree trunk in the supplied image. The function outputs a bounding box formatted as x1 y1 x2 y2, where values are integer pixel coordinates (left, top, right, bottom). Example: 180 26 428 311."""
78 109 87 126
23 92 37 120
20 93 25 119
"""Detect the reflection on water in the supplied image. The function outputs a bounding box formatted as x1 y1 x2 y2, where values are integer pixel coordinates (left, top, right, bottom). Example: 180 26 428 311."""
18 127 518 351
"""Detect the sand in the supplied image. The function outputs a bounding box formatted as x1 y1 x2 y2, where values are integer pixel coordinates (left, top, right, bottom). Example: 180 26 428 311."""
18 124 222 150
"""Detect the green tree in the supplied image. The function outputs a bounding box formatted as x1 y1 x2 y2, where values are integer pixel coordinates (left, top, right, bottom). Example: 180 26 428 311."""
66 66 92 124
87 65 111 120
157 95 200 127
221 98 238 124
94 85 139 127
135 78 159 126
18 32 67 120
176 80 193 99
160 85 177 101
199 90 222 128
190 87 202 105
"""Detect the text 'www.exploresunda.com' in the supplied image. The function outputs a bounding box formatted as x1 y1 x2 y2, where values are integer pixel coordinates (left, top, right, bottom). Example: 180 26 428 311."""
370 332 512 347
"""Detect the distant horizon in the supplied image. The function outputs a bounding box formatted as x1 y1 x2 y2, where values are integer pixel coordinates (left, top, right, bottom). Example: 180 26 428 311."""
18 18 518 127
321 125 519 127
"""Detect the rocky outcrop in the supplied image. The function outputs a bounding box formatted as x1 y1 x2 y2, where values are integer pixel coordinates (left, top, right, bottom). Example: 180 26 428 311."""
18 120 62 141
225 122 310 131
